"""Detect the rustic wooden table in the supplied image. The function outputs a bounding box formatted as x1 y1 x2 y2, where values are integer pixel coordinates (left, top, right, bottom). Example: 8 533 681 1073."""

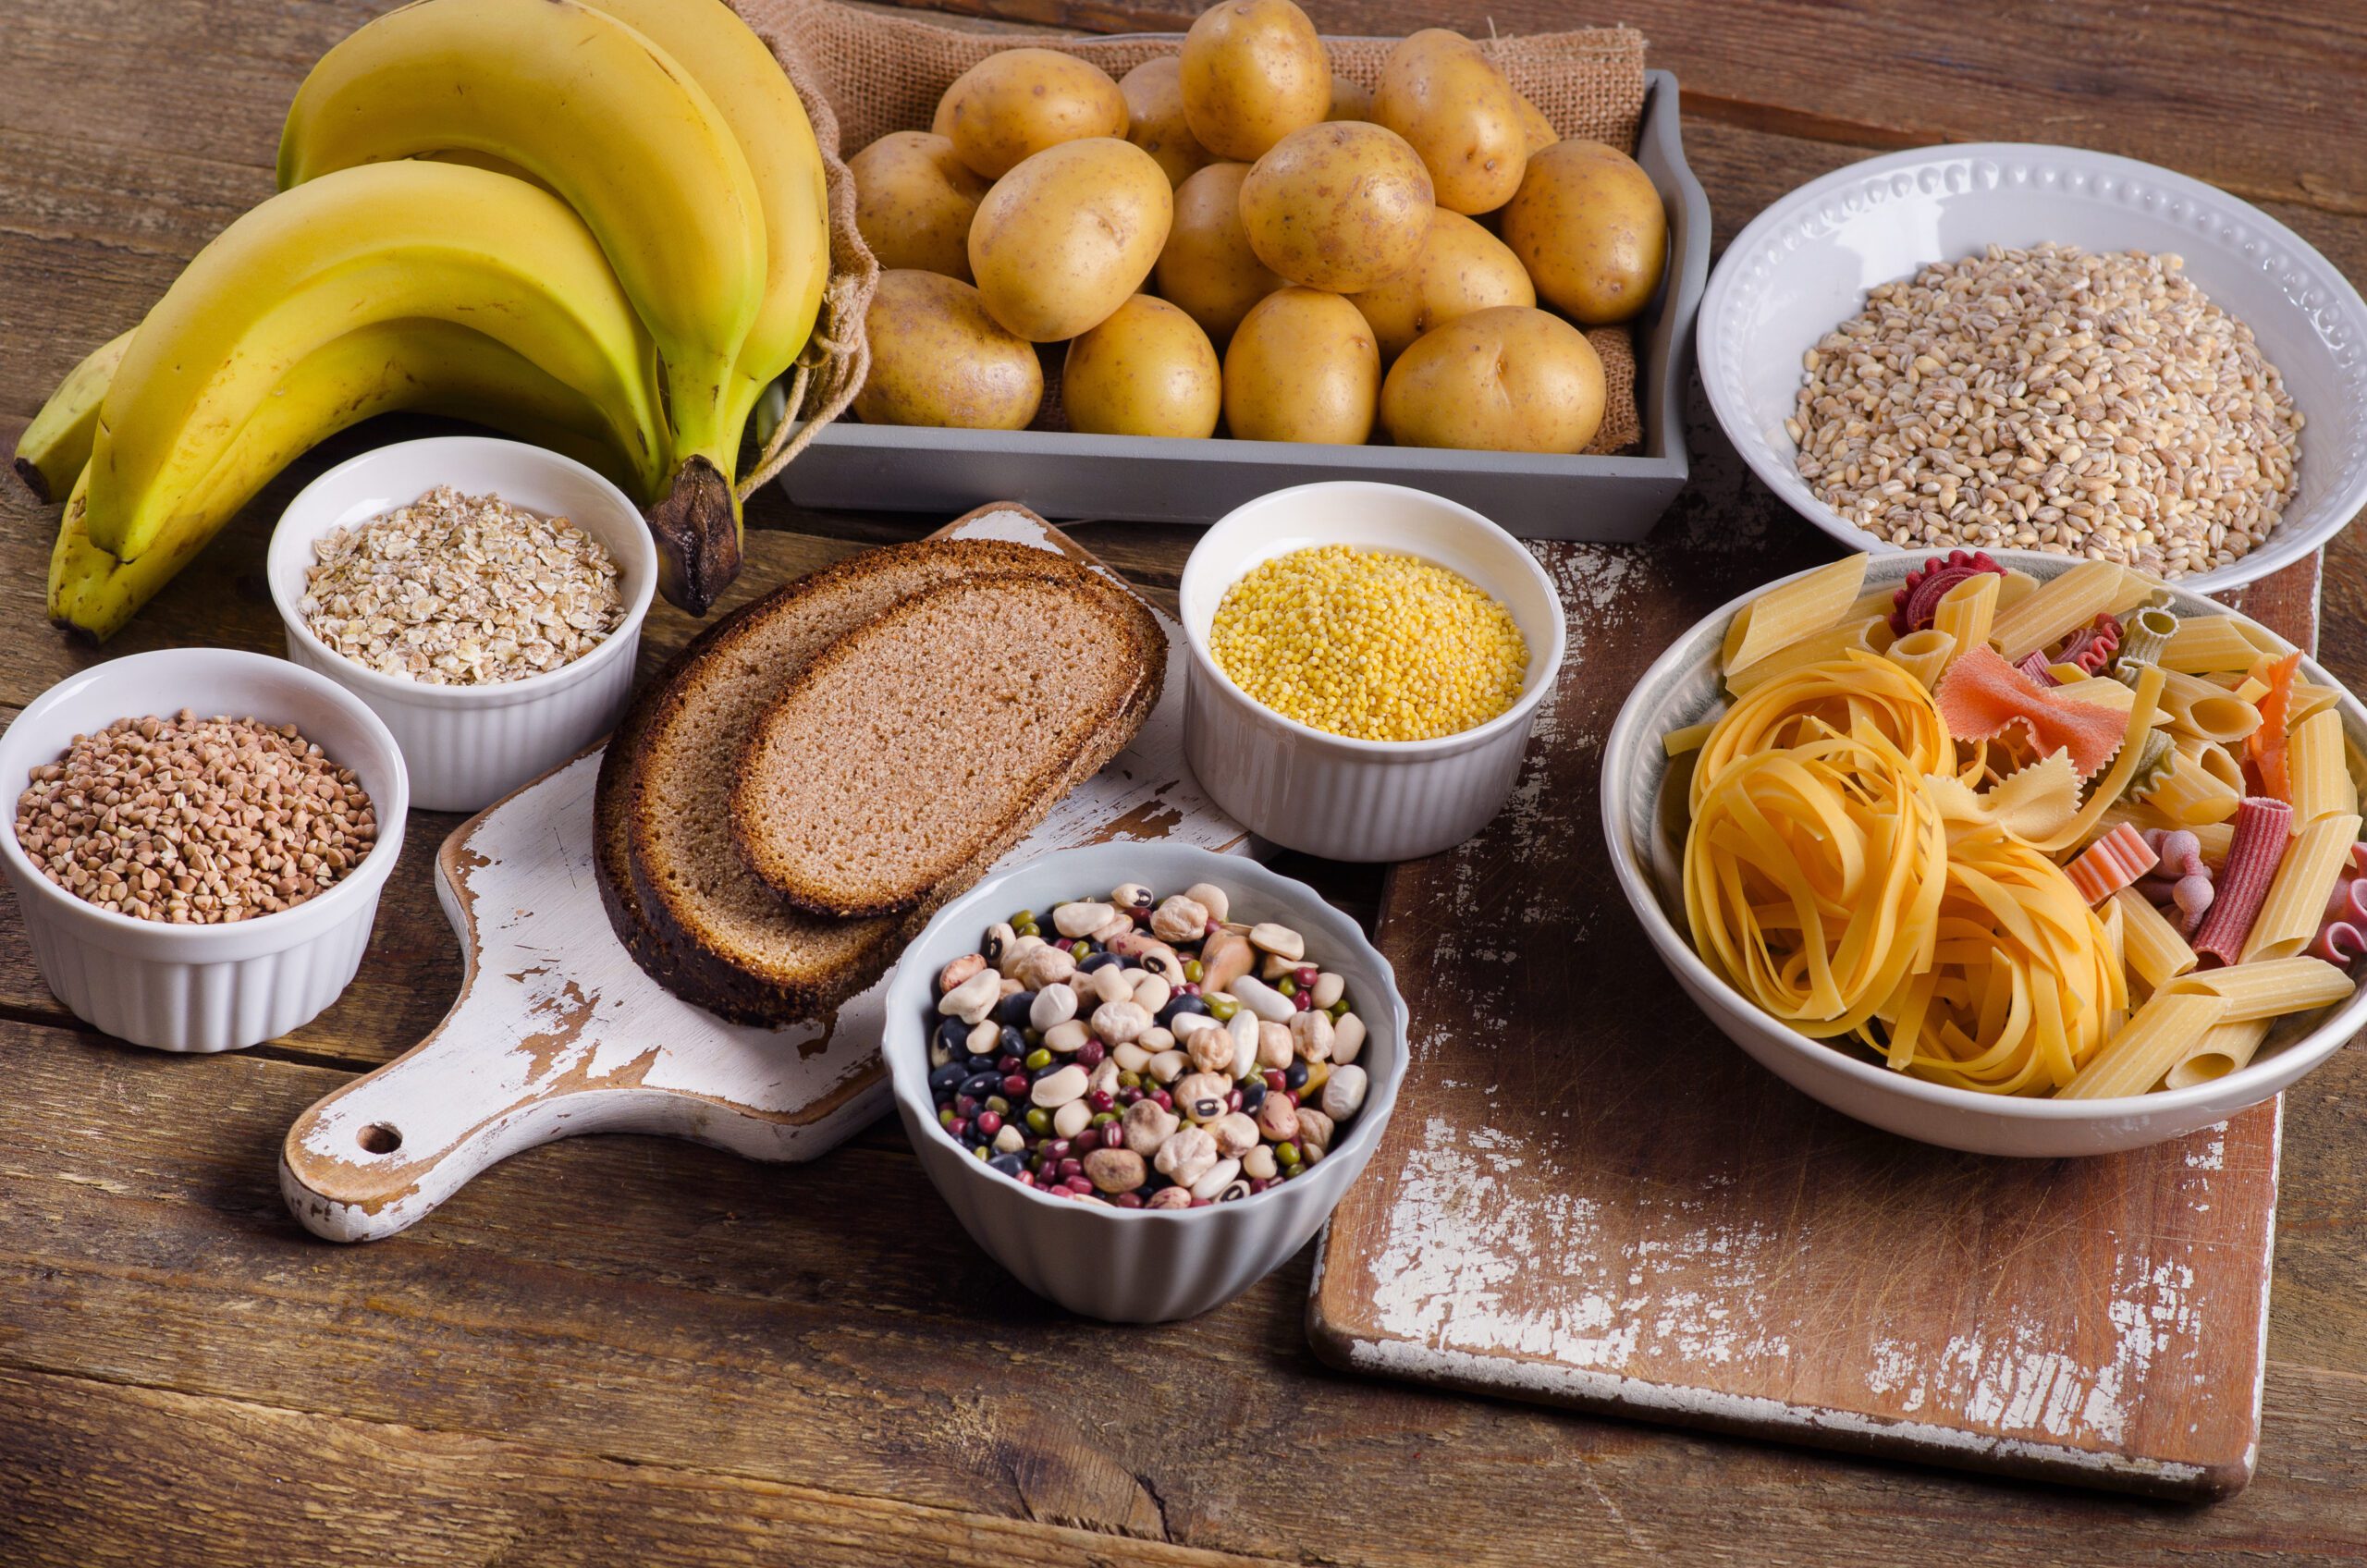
3 1 2362 1562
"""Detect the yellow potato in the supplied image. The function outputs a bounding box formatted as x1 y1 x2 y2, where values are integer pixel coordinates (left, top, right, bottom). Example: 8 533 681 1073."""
1063 295 1221 438
1380 306 1603 453
1152 162 1284 348
940 48 1129 180
1501 139 1668 325
970 138 1173 342
1120 57 1217 188
848 131 991 282
1179 0 1331 162
1346 208 1536 361
1222 286 1380 445
1237 121 1433 292
1513 90 1558 154
855 270 1044 430
1326 71 1371 122
1371 29 1528 216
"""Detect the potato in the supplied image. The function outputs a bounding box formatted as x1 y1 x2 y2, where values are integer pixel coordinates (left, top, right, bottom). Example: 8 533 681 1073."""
1380 306 1603 453
855 270 1043 430
1120 57 1216 188
939 48 1128 180
1152 163 1283 348
970 139 1173 343
1179 0 1331 162
1237 122 1432 293
848 132 991 282
1326 71 1370 122
1063 295 1221 438
1371 29 1528 216
1222 286 1379 445
1501 139 1667 325
1513 90 1558 154
1346 209 1536 361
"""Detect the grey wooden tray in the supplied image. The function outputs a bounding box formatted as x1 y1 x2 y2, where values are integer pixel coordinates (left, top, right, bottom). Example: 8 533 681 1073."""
781 69 1709 542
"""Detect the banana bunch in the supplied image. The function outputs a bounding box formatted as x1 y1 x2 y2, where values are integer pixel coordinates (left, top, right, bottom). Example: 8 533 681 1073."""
25 0 829 638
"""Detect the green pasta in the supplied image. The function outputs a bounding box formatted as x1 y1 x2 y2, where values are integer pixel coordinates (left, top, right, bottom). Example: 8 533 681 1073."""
2115 606 2180 687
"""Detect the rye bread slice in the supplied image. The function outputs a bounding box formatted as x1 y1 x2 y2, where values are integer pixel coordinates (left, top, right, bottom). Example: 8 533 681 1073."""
598 539 1156 1023
730 570 1161 918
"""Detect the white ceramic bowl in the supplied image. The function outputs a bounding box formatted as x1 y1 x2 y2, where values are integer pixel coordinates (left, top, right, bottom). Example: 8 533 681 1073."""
268 436 656 813
1177 482 1565 863
883 842 1407 1322
0 648 410 1053
1699 142 2367 594
1601 550 2367 1157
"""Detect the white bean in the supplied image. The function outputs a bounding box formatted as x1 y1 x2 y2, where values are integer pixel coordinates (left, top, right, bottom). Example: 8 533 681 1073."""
1029 983 1078 1032
1227 974 1294 1023
1054 900 1116 937
1332 1011 1367 1066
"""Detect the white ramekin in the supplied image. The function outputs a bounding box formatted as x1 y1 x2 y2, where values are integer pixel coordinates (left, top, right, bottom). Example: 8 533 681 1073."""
884 842 1407 1323
1601 549 2367 1157
0 648 410 1053
1177 482 1566 863
268 435 656 813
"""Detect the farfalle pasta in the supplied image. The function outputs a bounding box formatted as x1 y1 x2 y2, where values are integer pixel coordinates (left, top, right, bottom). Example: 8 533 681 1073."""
1667 553 2367 1099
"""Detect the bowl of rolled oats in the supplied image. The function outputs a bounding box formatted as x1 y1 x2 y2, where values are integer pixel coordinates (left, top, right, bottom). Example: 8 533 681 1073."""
1699 142 2367 593
268 436 657 812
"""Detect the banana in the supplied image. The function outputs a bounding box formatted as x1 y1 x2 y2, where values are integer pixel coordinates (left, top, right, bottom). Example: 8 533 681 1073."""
278 0 768 610
85 159 667 564
16 329 133 504
53 318 641 640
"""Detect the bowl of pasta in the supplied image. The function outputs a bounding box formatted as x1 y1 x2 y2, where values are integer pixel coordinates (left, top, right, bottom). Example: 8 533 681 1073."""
1601 548 2367 1156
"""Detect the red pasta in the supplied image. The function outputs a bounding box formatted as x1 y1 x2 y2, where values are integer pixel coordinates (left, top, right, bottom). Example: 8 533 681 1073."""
1889 549 2005 636
2053 613 2122 676
2306 843 2367 966
1933 645 2131 779
2067 823 2159 904
2192 797 2295 966
2015 650 2057 686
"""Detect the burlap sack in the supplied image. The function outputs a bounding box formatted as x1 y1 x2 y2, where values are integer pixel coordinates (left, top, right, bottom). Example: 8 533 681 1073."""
733 0 1649 494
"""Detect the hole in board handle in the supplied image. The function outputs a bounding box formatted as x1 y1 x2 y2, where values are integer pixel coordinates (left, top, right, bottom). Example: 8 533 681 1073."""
358 1123 403 1156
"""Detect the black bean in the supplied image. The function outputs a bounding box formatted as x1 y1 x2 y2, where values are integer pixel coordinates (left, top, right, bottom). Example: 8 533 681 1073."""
933 1019 971 1059
989 1152 1027 1177
1079 950 1124 974
1157 994 1208 1028
996 990 1036 1028
998 1024 1027 1058
1239 1080 1267 1114
1284 1060 1310 1091
928 1061 969 1095
961 1072 1003 1102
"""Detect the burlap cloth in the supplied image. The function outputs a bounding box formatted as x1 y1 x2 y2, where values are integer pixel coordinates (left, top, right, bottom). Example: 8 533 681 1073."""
731 0 1649 496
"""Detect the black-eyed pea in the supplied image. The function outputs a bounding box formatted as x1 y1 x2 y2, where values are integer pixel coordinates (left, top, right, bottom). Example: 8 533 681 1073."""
1155 1123 1220 1185
1175 1071 1232 1122
1110 882 1155 913
1090 999 1152 1045
1123 1096 1179 1157
1242 1144 1278 1181
1053 1099 1093 1139
1229 974 1294 1022
1044 1019 1091 1054
1184 881 1230 925
1256 1095 1299 1143
1332 1011 1366 1065
1187 1025 1235 1075
983 922 1016 968
938 967 1002 1023
1214 1178 1254 1203
1199 927 1255 992
938 952 987 994
1257 1020 1294 1071
1147 1185 1195 1210
1147 1048 1188 1084
1248 922 1305 962
1132 973 1173 1015
1112 1040 1153 1073
1290 1008 1334 1062
1029 983 1079 1032
1311 971 1345 1010
1228 1011 1260 1077
1150 893 1210 944
1209 1110 1260 1158
1053 900 1116 937
1320 1062 1368 1121
1109 929 1185 984
1189 1157 1243 1200
1087 964 1134 1006
1085 1145 1147 1194
997 933 1047 978
1016 943 1075 988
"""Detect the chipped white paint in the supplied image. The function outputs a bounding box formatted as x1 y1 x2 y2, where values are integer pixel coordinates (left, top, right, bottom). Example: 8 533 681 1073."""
280 510 1244 1242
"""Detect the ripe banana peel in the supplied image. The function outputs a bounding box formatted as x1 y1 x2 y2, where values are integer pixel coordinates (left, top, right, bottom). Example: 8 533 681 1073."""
279 0 770 610
52 318 644 641
15 329 133 504
83 159 667 565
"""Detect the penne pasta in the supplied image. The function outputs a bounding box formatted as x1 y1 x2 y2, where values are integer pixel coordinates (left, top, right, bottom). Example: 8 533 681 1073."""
2163 1019 2274 1090
1931 573 1998 670
1723 617 1886 696
1883 629 1956 691
2059 991 2228 1099
1991 560 2132 664
2241 812 2365 962
2175 732 2249 793
2287 709 2356 825
2288 680 2341 725
1723 555 1869 674
2109 888 2199 989
2159 615 2281 675
2158 668 2263 744
2138 745 2240 826
2162 956 2359 1023
1995 570 2041 611
1846 586 1901 624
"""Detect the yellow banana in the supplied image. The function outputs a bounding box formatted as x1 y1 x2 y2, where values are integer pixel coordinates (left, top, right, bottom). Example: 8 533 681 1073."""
16 329 133 503
85 159 666 564
278 0 768 611
54 318 643 641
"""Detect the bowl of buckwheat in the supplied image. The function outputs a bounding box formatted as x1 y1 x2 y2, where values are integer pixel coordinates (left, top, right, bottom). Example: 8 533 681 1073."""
885 841 1407 1323
267 435 657 813
1699 142 2367 593
0 646 410 1053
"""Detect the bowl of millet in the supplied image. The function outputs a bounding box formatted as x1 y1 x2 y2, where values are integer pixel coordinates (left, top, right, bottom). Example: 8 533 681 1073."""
1177 481 1566 862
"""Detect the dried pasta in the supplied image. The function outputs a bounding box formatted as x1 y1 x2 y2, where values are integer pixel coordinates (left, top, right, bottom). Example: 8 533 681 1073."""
2241 812 2364 962
1723 555 1869 674
2287 709 2356 825
1883 629 1956 691
2159 615 2279 675
2163 1019 2274 1089
2110 887 2199 988
1931 574 1998 670
1991 561 2137 664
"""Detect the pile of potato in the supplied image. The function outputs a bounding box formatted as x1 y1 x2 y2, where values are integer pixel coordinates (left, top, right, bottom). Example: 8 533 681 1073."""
847 0 1668 456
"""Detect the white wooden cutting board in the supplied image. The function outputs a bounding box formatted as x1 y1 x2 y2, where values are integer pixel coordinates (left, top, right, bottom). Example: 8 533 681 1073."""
280 508 1245 1242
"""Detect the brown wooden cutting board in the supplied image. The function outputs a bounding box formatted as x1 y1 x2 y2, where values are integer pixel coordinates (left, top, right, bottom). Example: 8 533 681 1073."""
1309 541 2324 1501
